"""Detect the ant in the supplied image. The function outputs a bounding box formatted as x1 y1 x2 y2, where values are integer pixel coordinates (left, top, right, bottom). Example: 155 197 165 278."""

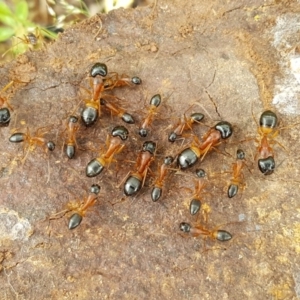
151 155 174 202
168 112 204 142
189 169 208 215
179 222 232 242
123 141 156 196
81 63 107 126
68 184 101 229
9 127 55 162
103 73 142 90
86 126 129 177
100 99 135 124
64 116 79 159
177 121 233 169
139 94 161 137
256 110 278 175
227 149 246 198
81 63 137 126
2 28 48 58
0 81 14 126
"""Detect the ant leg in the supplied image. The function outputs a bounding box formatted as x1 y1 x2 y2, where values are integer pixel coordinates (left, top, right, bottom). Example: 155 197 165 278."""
117 171 131 188
0 81 14 93
49 209 70 220
20 146 31 165
200 143 213 161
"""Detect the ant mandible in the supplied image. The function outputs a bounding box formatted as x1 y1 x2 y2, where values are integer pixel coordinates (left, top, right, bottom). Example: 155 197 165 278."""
64 116 79 159
179 222 232 242
177 121 233 169
151 156 174 202
123 141 156 196
227 149 246 198
9 127 55 162
139 94 161 137
256 110 278 175
168 112 204 142
86 126 129 177
189 169 207 215
0 81 14 126
68 184 101 229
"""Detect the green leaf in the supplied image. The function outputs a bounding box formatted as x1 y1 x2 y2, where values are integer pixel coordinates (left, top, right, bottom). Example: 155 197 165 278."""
15 1 28 22
0 2 13 16
0 14 16 27
0 2 17 27
0 27 15 41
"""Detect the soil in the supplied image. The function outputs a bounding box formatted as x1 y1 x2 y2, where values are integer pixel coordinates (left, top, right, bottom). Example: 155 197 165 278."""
0 0 300 299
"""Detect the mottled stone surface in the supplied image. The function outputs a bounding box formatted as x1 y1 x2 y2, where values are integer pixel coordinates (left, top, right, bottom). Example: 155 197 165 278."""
0 1 300 299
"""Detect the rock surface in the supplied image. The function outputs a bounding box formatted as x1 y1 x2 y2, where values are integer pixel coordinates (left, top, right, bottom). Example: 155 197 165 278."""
0 1 300 299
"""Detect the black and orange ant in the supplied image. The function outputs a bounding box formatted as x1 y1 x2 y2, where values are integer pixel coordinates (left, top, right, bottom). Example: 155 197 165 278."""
256 110 278 175
86 126 129 177
100 99 135 124
179 222 232 242
168 112 204 142
68 184 101 229
103 73 142 90
123 141 156 196
139 94 161 137
151 155 174 202
64 116 79 159
81 63 107 126
189 169 208 215
9 127 55 162
81 63 138 126
0 81 14 126
227 149 246 198
177 121 233 169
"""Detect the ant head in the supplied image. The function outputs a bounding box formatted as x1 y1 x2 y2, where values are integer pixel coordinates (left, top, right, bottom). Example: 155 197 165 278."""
111 125 129 140
47 141 55 151
27 32 38 45
131 76 142 85
215 121 233 139
168 132 177 142
179 222 191 233
0 108 10 126
139 128 148 137
259 110 278 129
164 156 174 165
90 184 101 194
258 156 275 175
150 94 161 107
195 168 206 178
236 149 245 160
190 112 204 123
142 141 156 154
90 62 108 77
69 116 78 123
